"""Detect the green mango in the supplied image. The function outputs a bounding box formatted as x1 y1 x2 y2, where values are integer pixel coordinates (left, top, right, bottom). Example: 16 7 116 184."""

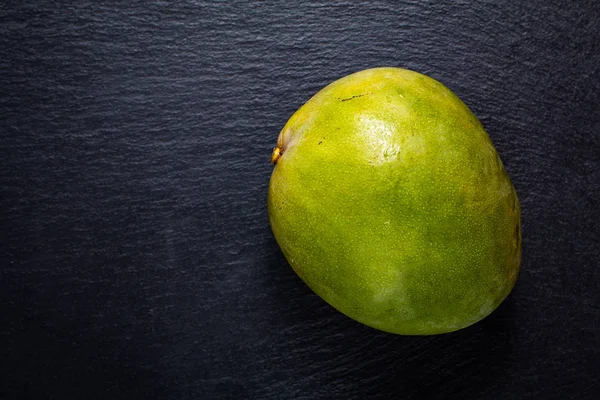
268 67 521 335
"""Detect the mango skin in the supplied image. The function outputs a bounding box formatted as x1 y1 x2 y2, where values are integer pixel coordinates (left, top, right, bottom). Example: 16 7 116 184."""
268 67 521 335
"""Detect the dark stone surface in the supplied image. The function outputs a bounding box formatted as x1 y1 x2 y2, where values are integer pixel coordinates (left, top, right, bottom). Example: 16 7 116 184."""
1 1 598 399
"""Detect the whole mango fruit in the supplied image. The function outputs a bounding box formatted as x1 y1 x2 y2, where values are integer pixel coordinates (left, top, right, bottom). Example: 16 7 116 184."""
268 67 521 335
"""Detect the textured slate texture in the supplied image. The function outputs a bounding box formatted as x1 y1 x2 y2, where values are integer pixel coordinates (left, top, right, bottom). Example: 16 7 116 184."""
1 1 599 399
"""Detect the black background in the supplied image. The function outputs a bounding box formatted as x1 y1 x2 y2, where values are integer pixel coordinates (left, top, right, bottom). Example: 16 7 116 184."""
1 1 599 399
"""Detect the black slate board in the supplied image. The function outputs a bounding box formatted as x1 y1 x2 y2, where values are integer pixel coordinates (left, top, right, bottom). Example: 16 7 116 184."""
1 1 599 399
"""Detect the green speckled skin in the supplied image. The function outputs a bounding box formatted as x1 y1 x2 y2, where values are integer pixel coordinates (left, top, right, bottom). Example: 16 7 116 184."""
268 67 521 335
